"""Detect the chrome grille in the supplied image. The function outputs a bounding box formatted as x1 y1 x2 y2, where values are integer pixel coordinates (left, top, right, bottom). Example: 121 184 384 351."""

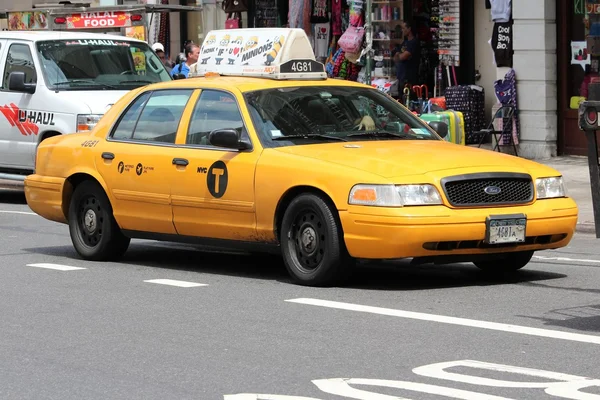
441 173 534 207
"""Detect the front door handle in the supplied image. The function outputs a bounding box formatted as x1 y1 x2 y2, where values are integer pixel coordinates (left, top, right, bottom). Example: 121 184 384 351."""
172 158 189 166
101 152 115 160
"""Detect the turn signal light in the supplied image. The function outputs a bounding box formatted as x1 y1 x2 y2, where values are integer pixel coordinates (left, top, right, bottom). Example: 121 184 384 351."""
54 17 66 24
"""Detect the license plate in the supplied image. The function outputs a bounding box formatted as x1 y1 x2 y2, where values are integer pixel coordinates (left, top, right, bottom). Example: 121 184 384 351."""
485 214 527 244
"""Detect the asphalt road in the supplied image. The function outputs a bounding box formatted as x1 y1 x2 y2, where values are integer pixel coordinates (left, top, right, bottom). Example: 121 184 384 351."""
2 189 600 400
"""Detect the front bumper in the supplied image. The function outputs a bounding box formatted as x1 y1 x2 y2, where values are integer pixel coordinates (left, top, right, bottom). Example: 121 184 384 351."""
339 197 578 259
24 174 68 224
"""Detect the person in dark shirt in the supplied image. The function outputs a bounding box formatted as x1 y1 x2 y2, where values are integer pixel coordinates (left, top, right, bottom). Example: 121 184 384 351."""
393 20 420 90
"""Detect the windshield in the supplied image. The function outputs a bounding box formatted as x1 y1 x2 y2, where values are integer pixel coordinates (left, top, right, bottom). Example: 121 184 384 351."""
36 39 171 91
244 86 440 148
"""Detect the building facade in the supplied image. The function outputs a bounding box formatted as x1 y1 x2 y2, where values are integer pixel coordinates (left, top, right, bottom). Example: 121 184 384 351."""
0 0 574 160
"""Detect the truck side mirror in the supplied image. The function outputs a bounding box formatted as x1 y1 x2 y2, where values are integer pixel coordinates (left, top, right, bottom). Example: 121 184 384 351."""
8 72 36 94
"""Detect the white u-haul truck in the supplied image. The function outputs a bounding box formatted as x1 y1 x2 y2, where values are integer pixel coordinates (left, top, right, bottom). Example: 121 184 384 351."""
0 2 201 188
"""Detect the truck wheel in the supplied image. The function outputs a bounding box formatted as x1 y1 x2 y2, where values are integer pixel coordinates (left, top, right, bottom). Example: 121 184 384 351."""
473 250 534 273
68 180 130 261
280 193 350 286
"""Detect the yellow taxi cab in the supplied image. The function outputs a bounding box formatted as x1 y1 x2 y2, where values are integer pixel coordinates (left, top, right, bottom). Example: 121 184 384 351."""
24 28 578 286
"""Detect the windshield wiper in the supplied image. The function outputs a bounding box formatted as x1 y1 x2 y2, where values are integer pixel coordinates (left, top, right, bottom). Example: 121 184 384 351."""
272 133 348 142
119 79 154 85
53 80 118 89
347 130 412 139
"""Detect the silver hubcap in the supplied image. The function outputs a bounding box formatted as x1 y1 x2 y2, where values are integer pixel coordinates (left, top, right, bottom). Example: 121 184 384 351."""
84 209 97 233
301 227 317 254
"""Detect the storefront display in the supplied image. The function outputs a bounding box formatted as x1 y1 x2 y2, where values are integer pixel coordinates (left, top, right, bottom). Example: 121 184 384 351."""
222 0 482 140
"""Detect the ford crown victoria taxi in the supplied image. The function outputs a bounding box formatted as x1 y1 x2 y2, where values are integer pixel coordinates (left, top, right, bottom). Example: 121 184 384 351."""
24 28 578 286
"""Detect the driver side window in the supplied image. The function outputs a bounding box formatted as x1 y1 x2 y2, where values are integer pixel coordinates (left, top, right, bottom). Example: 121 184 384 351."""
3 43 36 89
186 90 247 146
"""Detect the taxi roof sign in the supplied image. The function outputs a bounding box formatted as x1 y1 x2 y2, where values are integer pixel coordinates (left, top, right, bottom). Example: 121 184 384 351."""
190 28 327 80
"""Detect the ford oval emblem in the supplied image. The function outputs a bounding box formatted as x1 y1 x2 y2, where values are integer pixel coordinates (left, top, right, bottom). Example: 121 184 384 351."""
484 186 502 195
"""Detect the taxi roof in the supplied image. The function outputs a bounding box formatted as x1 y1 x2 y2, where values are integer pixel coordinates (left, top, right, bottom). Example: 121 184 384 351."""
147 75 370 93
189 28 329 81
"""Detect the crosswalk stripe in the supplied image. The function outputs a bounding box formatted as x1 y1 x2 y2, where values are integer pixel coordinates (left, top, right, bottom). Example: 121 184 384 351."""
143 279 208 288
27 263 86 271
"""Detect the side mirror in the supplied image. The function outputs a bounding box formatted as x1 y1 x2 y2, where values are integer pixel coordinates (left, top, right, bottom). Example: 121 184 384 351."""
172 73 186 80
428 121 448 138
8 71 35 94
209 128 250 150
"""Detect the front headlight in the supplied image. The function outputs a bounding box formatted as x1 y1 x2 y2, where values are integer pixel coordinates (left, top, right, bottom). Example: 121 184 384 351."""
536 176 566 199
348 184 443 207
77 114 103 132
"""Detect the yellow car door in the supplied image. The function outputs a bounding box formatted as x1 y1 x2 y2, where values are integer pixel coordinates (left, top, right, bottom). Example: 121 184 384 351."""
170 88 259 241
95 88 195 234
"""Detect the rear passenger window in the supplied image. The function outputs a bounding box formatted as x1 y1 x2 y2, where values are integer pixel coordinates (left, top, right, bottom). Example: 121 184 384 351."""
3 43 36 89
132 90 193 143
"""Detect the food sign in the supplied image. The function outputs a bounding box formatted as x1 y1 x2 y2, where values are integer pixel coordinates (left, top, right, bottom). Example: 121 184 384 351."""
7 11 48 30
66 11 133 29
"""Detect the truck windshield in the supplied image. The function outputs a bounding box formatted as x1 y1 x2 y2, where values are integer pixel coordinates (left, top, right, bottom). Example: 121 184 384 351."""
36 39 171 90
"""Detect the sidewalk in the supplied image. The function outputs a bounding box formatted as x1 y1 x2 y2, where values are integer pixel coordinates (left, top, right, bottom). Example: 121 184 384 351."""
537 155 596 234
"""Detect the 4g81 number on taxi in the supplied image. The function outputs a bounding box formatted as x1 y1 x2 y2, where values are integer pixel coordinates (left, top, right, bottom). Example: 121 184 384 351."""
279 59 324 74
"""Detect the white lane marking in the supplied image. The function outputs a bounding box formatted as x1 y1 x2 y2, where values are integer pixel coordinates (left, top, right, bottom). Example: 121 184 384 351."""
0 210 36 216
27 263 86 271
285 298 600 345
143 279 208 288
534 255 600 264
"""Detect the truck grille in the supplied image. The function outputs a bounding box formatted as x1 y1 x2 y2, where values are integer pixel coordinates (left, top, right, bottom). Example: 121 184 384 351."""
441 173 534 207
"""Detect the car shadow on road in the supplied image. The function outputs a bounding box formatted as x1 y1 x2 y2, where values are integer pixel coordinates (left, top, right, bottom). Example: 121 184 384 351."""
0 190 26 204
22 241 566 290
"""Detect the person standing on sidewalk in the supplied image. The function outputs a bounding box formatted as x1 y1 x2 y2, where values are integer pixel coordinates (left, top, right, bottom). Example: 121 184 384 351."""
393 20 420 96
171 42 200 79
152 42 172 74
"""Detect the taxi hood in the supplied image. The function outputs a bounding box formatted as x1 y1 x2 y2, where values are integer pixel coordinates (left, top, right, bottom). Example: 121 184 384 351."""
273 140 559 178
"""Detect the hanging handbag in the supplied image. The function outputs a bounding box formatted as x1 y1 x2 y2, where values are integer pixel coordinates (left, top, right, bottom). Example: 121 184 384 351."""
222 0 248 13
338 25 365 54
225 12 242 29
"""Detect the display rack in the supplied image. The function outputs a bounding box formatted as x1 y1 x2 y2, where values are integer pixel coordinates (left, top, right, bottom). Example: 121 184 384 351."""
365 0 403 94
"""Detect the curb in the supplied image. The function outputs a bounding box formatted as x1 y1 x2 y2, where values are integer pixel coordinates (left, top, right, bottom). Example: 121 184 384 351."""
577 222 597 234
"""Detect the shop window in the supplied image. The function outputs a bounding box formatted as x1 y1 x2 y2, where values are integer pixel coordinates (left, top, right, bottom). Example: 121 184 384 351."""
569 5 590 100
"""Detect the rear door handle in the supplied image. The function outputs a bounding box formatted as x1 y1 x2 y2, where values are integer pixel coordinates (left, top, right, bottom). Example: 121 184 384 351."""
172 158 189 166
101 152 115 160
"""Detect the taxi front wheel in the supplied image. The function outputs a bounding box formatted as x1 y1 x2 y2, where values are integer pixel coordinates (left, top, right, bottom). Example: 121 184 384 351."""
281 193 351 287
473 250 534 273
68 181 130 261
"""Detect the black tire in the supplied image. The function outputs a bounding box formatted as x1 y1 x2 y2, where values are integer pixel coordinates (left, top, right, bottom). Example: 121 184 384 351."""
68 180 130 261
473 250 534 273
280 193 352 286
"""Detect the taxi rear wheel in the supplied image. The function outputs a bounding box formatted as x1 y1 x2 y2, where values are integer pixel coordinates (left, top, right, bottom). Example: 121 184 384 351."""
473 250 534 273
281 193 350 286
68 180 130 261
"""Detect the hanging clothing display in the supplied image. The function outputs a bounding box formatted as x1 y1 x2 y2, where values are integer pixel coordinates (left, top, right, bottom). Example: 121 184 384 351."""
490 0 511 23
494 68 520 146
491 21 513 67
158 0 170 57
288 0 312 37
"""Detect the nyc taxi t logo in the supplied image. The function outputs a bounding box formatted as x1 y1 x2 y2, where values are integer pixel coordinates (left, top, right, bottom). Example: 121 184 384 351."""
198 161 228 198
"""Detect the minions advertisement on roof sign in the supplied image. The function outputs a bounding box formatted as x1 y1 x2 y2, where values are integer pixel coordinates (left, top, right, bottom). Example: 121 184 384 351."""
190 28 327 80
